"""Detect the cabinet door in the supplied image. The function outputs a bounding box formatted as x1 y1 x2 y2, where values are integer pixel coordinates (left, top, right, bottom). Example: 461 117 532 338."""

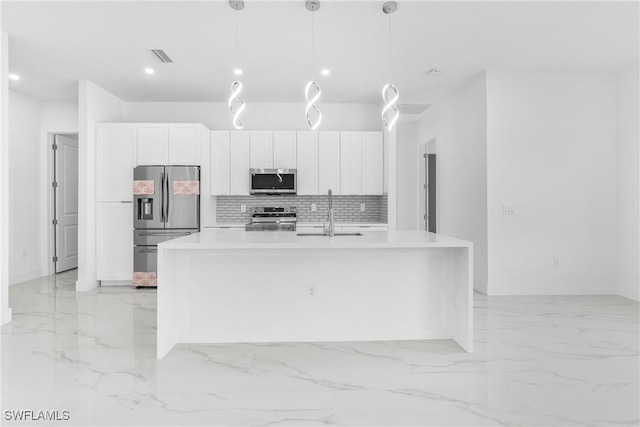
96 124 136 202
273 131 297 169
318 132 341 195
210 131 230 195
362 132 384 195
249 131 273 168
137 124 169 165
340 132 362 195
97 202 133 281
230 132 251 195
169 124 200 165
296 132 318 195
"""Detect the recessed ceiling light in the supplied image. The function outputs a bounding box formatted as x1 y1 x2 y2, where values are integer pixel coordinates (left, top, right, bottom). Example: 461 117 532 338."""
144 68 155 75
321 69 330 76
428 68 441 77
8 74 20 81
233 68 243 76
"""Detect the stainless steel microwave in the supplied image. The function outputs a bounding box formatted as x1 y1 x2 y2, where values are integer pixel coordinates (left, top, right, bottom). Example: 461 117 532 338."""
250 169 297 195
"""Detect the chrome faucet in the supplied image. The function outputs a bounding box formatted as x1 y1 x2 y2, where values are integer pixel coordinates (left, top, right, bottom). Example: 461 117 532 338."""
324 189 335 237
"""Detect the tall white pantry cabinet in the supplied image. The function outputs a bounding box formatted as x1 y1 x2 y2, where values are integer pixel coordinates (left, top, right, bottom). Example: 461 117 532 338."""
210 130 383 196
95 123 207 283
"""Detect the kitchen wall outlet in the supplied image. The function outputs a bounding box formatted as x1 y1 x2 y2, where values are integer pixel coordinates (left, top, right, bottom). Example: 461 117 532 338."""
360 203 366 212
553 256 560 267
311 204 317 212
21 249 26 259
307 284 317 299
502 205 516 215
241 204 246 213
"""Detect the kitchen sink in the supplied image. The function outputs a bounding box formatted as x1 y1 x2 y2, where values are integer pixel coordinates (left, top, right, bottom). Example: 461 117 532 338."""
296 232 363 237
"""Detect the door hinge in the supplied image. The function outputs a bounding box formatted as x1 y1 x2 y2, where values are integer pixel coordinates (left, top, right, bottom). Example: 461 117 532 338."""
423 153 427 158
423 184 428 189
52 182 58 188
52 256 58 263
52 219 58 225
52 144 57 150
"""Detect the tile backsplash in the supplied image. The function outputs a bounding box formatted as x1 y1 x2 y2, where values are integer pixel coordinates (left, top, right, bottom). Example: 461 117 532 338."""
217 195 388 223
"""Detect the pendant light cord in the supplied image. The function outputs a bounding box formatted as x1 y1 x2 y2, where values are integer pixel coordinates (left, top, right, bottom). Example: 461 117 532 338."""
388 13 392 82
311 11 315 81
235 8 239 63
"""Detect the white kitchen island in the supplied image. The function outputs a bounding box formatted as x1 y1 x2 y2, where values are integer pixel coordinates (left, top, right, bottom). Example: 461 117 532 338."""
157 230 473 359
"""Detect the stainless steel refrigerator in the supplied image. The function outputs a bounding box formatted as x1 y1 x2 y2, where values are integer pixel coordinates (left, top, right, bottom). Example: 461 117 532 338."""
133 166 200 287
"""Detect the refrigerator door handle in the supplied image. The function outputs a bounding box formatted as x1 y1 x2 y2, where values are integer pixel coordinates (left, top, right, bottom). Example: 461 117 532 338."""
165 172 170 222
160 172 165 223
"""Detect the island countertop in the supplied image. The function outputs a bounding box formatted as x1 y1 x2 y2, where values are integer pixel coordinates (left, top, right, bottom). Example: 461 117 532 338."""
159 229 473 250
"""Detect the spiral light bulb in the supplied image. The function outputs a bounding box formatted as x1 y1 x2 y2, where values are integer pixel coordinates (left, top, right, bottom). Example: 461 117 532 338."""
228 80 245 130
305 81 322 131
381 83 399 131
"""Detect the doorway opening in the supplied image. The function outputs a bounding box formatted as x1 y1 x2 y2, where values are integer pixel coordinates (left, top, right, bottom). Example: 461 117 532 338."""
421 138 438 232
51 134 79 273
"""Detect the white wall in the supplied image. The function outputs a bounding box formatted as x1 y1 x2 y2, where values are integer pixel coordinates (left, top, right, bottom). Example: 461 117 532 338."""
125 102 381 131
1 28 11 324
486 70 618 295
77 80 125 291
418 74 488 293
616 64 639 301
396 120 419 230
8 90 45 285
42 101 78 128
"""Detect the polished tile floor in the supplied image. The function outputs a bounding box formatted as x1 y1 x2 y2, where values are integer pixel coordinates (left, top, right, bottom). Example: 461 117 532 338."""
1 270 639 426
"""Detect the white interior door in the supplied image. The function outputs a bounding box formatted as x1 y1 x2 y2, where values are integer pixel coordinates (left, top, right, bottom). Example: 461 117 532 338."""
54 134 79 273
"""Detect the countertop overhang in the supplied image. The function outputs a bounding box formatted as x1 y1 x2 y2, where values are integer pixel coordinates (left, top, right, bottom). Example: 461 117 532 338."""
158 229 473 250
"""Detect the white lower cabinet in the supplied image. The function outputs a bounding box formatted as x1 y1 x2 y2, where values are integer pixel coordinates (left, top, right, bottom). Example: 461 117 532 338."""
97 202 133 281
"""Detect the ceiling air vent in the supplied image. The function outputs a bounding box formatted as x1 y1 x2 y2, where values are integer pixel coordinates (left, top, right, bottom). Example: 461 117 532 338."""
397 104 431 115
149 49 173 64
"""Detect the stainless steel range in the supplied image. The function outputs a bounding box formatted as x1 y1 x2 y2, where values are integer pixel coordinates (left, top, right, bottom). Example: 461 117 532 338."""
245 207 297 231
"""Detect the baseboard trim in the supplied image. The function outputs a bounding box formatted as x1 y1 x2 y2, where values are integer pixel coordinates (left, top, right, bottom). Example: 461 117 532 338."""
75 279 99 292
487 283 615 296
9 268 46 286
100 280 133 287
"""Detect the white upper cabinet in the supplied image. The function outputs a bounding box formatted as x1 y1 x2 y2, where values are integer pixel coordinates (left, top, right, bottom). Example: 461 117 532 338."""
273 131 297 169
96 124 137 202
318 131 341 195
340 132 362 195
230 132 251 195
249 131 273 169
138 124 203 166
210 131 230 195
137 124 169 165
296 132 318 195
168 124 202 165
361 131 384 195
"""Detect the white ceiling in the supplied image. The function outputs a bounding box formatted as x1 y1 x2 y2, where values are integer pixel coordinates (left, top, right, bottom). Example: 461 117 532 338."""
3 1 639 104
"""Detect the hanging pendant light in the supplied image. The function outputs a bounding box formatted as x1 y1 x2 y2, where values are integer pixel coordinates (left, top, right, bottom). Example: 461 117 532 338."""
228 0 245 130
382 1 400 131
304 0 322 131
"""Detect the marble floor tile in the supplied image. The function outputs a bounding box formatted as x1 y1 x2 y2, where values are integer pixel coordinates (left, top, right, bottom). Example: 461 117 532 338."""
1 270 638 426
